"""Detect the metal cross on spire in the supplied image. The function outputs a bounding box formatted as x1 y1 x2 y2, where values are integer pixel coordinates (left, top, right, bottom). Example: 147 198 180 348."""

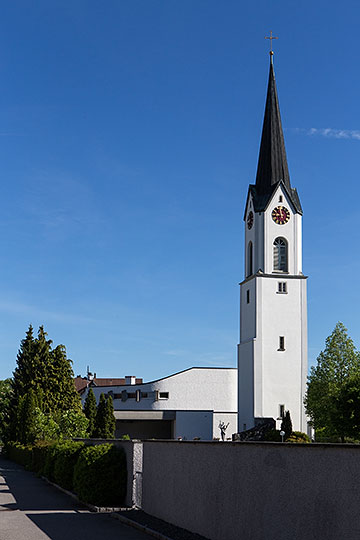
265 31 278 63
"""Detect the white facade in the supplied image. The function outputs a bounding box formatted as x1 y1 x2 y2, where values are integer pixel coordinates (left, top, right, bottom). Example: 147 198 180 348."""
238 183 308 432
82 367 238 440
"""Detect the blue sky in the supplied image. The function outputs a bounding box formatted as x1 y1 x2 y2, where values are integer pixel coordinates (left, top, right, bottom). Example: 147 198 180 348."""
0 0 360 381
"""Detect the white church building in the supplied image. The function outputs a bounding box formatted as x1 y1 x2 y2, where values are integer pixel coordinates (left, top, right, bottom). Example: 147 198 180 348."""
83 53 308 440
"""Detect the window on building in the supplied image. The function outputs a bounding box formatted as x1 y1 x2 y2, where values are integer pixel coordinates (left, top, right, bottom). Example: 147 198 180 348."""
127 392 136 398
159 392 169 399
279 195 283 202
246 290 250 304
247 241 253 277
278 336 285 351
141 392 148 398
277 282 287 294
273 237 288 272
279 404 285 418
136 389 140 402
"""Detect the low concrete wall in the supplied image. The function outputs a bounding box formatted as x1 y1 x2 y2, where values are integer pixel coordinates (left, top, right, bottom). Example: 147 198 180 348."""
141 440 360 540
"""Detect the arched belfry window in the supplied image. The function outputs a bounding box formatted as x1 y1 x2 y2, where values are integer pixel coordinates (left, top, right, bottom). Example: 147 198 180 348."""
247 241 253 277
273 237 288 272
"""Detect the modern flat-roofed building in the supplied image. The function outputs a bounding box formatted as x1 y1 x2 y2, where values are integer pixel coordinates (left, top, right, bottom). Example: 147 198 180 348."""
81 367 237 440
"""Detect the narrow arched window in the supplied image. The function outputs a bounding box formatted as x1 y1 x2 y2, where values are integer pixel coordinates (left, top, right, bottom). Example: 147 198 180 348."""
273 237 288 272
247 241 253 277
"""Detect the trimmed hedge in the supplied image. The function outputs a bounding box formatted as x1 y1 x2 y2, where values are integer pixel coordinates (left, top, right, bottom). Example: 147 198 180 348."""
31 440 54 473
74 444 127 506
54 441 85 491
5 440 127 506
5 440 127 507
43 443 61 481
5 441 32 468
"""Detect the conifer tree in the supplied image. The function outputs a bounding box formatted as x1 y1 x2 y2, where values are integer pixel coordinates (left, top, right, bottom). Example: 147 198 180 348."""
84 388 97 437
94 393 116 439
11 325 35 401
8 326 36 440
17 389 37 444
47 344 81 414
94 393 107 438
7 324 81 441
105 395 116 439
281 410 293 440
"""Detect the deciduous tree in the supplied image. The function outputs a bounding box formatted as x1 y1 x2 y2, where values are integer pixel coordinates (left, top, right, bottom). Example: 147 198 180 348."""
330 374 360 440
304 322 360 440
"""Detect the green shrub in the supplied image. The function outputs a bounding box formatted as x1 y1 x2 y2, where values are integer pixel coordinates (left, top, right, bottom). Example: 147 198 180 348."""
74 444 127 506
31 440 54 473
286 431 311 443
264 429 282 442
5 441 32 468
53 441 85 491
43 442 61 481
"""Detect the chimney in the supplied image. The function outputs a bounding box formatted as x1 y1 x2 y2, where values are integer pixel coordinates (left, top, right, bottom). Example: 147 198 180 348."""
125 375 136 385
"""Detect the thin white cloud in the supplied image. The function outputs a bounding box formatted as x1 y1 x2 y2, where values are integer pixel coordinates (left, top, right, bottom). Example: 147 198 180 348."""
0 300 97 325
292 127 360 140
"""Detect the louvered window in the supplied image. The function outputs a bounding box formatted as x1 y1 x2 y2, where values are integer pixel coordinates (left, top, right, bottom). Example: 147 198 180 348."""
278 282 287 293
247 241 253 277
273 237 288 272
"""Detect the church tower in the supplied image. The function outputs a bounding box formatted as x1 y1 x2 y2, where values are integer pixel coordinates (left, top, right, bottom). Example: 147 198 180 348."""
238 51 308 433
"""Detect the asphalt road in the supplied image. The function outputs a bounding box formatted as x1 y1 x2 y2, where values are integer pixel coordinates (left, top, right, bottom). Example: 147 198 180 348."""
0 456 150 540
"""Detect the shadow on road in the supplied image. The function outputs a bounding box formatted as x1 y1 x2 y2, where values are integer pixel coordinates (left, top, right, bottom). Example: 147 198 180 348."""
0 456 144 540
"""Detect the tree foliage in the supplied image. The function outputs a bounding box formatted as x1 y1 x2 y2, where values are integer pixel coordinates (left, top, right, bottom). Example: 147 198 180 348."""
105 395 116 438
94 393 115 439
16 389 37 444
12 326 80 415
0 379 13 441
57 410 89 440
83 388 97 437
329 373 360 441
7 325 82 443
305 322 360 440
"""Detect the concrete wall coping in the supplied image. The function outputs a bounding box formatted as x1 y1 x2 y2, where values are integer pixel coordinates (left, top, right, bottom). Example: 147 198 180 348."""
140 439 360 449
76 437 360 449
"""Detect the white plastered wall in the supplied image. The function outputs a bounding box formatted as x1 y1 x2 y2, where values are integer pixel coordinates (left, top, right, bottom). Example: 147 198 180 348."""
239 185 308 433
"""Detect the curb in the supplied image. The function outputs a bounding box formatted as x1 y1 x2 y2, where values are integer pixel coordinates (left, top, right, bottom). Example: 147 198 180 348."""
42 476 173 539
111 513 174 540
41 476 129 513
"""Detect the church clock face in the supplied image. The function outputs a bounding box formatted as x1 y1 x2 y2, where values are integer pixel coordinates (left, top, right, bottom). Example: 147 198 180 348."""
247 211 254 230
272 206 290 225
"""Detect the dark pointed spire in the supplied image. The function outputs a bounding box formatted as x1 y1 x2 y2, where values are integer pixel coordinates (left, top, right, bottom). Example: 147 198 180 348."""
245 58 302 216
255 61 290 192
